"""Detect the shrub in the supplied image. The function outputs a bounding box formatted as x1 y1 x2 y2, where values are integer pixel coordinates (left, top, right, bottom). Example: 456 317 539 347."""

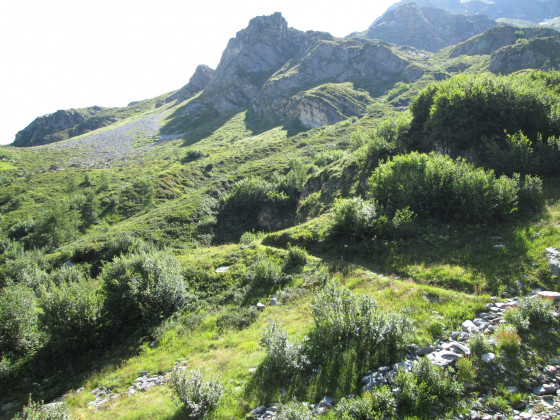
495 325 521 358
408 73 560 154
260 319 309 379
13 395 70 420
332 397 373 420
334 386 397 420
0 248 49 291
370 152 522 223
330 198 388 239
469 334 492 358
41 277 103 351
504 308 530 332
282 246 308 271
515 174 544 215
276 401 314 420
182 150 208 163
456 357 476 383
216 306 259 332
103 248 189 327
170 366 223 419
517 296 559 327
395 358 463 416
310 282 412 364
0 284 40 358
251 256 282 285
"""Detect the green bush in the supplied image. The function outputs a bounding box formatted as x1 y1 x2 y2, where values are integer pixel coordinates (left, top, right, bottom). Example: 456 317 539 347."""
260 319 309 379
282 246 308 271
182 150 208 163
334 386 397 419
276 401 314 420
251 256 282 285
469 334 492 358
330 198 388 240
495 325 522 358
408 73 560 154
103 248 189 327
170 366 223 419
394 358 463 416
370 152 522 223
13 395 71 420
0 248 49 291
456 357 476 383
504 308 530 332
41 276 103 351
0 284 40 358
516 297 558 327
310 282 412 365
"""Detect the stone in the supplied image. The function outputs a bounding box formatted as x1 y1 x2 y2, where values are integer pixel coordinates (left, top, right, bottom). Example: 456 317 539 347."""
451 331 461 340
546 247 560 278
481 353 496 364
462 320 480 334
270 297 280 306
537 291 560 303
215 266 230 273
393 360 415 371
415 346 435 356
256 302 265 311
533 383 558 395
252 406 267 416
441 341 471 356
1 402 18 413
319 396 334 408
427 350 462 366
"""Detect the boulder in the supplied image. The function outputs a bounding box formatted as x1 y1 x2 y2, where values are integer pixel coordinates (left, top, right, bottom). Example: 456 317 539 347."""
462 320 480 334
426 350 461 366
545 247 560 278
481 353 496 364
537 291 560 303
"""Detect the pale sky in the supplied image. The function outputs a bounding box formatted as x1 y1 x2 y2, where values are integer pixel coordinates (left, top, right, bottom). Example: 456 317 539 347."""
0 0 397 145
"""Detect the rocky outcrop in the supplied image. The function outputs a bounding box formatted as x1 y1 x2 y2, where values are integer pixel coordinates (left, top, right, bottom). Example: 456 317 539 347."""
167 64 215 103
360 3 496 52
546 247 560 279
12 107 119 147
449 25 560 57
200 13 330 114
252 37 423 127
488 36 560 74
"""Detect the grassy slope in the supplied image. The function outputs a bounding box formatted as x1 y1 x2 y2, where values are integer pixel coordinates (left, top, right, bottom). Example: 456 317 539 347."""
1 58 560 418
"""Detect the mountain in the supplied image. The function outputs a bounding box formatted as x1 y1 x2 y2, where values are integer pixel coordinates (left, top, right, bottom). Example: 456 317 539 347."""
358 3 496 52
386 0 560 23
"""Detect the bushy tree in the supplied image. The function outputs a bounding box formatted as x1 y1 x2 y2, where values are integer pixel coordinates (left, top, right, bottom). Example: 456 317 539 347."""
103 248 189 327
0 284 40 358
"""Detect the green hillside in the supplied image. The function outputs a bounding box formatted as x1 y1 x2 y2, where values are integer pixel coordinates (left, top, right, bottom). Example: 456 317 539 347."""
1 15 560 420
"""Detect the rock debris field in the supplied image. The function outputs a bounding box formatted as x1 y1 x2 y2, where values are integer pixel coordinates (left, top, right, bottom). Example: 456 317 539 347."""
37 111 179 169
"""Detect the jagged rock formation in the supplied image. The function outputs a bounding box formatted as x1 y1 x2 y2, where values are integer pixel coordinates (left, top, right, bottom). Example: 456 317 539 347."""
359 3 496 52
167 64 215 103
488 36 560 73
12 107 118 147
449 25 560 57
200 12 330 114
387 0 560 23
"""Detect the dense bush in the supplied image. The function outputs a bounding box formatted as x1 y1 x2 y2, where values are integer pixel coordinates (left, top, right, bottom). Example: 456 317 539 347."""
170 366 223 419
507 297 559 330
0 247 49 290
13 396 71 420
394 358 463 416
251 256 283 285
310 282 412 364
408 72 560 154
282 246 308 271
276 401 314 420
41 275 103 351
103 248 189 327
334 386 396 419
330 198 389 240
370 152 523 223
0 284 40 358
495 325 522 357
260 319 309 379
469 333 492 358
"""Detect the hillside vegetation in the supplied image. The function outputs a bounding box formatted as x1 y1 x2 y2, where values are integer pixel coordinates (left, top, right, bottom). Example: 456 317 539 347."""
1 12 560 420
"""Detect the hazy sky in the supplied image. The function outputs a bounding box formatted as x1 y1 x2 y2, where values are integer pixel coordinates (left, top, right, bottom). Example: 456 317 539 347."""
0 0 397 145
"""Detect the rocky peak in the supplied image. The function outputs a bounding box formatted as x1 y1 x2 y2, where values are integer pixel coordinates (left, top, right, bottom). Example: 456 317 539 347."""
167 64 215 103
200 13 326 114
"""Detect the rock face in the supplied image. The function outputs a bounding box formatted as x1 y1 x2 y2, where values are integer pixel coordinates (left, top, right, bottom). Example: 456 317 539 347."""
251 37 423 128
12 108 118 147
361 3 496 52
200 12 325 114
167 64 215 103
488 36 560 74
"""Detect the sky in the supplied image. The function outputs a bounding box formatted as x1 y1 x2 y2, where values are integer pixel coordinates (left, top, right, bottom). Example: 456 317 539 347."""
0 0 397 145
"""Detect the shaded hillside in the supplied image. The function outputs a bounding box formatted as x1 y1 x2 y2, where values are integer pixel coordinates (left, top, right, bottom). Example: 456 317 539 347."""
488 36 560 73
